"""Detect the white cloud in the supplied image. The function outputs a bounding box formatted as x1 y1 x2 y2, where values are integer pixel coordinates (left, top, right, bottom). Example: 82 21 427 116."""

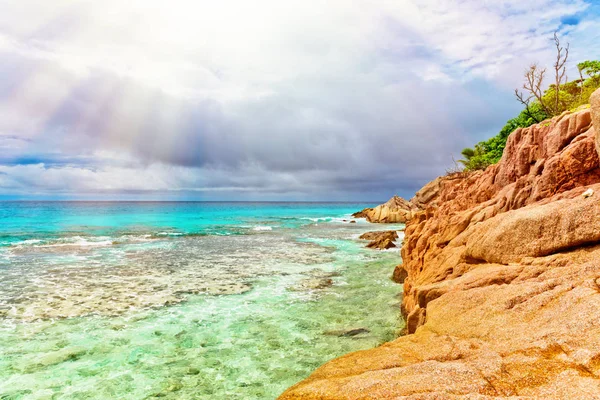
0 0 598 199
0 0 588 94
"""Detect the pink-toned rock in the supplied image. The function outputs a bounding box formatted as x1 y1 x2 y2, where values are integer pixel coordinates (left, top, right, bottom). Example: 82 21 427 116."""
465 190 600 264
400 106 600 326
280 93 600 399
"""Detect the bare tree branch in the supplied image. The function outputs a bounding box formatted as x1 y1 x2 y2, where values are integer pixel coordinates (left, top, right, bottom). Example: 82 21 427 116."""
553 32 569 114
578 64 585 103
515 64 550 116
514 88 542 123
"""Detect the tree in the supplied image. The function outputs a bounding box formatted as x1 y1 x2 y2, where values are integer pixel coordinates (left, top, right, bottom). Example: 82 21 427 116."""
515 64 551 117
578 62 587 102
461 148 475 160
515 33 572 117
459 104 548 171
552 32 569 114
461 35 598 172
458 148 474 168
578 60 600 86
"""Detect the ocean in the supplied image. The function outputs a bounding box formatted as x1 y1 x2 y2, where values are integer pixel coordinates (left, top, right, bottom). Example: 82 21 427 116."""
0 202 404 399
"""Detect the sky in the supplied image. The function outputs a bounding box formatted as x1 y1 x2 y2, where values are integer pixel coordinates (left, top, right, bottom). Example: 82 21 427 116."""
0 0 599 201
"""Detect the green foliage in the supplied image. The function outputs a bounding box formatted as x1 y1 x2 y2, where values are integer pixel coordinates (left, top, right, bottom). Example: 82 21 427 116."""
578 60 600 84
542 85 573 114
460 60 600 171
460 148 475 159
460 103 548 170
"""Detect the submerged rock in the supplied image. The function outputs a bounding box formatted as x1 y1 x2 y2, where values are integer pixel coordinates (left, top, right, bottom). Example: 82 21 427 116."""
199 282 253 296
38 346 87 367
291 278 334 291
4 233 336 322
289 270 339 291
323 328 370 337
304 269 341 279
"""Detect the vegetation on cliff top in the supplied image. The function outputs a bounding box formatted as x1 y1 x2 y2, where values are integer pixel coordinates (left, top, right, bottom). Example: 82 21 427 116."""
460 34 600 171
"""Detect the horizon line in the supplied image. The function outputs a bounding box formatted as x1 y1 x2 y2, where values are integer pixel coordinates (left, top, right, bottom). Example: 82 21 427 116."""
0 200 386 203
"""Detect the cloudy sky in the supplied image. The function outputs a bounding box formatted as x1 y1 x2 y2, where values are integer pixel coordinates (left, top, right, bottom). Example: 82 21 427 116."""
0 0 599 201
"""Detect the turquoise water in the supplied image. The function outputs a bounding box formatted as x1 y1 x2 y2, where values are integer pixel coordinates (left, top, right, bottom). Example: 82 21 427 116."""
0 202 405 399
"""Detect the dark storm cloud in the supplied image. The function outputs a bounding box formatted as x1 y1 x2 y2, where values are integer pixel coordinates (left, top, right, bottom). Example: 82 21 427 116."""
0 52 515 199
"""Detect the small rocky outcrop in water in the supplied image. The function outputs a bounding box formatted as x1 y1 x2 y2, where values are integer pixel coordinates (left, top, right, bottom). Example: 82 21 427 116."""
354 195 418 223
281 90 600 398
359 230 399 250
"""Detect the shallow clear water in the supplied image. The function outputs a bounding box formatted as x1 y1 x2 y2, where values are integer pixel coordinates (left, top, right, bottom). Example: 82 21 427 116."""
0 202 404 399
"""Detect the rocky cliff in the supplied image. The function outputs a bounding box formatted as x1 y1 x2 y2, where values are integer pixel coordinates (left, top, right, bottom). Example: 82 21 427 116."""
280 89 600 399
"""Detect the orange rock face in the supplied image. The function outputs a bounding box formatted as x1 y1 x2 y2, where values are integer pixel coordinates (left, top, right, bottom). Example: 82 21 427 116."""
357 195 418 223
280 89 600 399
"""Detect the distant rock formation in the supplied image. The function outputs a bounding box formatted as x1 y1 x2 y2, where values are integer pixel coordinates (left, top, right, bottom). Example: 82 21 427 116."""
354 195 418 223
281 89 600 398
351 208 372 219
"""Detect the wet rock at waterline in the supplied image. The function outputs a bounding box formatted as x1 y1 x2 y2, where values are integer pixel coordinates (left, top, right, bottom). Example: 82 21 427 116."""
359 231 400 250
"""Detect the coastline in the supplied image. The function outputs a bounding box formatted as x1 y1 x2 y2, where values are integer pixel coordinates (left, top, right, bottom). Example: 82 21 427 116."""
280 90 600 398
0 203 405 399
